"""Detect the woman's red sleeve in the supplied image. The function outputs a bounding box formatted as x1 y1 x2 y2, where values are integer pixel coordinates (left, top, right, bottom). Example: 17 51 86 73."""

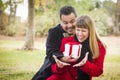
80 42 106 77
51 63 65 73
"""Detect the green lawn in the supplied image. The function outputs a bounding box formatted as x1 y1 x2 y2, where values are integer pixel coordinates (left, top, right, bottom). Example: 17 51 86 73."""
0 49 45 80
0 38 120 80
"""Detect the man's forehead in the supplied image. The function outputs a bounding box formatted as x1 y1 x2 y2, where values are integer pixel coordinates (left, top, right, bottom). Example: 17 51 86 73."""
61 13 76 22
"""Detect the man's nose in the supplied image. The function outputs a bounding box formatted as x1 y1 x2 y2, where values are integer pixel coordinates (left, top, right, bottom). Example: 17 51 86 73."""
67 23 72 27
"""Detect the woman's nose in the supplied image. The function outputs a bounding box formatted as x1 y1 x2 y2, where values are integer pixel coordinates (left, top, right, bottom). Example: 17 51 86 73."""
78 31 83 36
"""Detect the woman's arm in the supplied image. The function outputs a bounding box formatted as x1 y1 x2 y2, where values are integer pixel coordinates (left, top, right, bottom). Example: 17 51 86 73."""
79 43 106 76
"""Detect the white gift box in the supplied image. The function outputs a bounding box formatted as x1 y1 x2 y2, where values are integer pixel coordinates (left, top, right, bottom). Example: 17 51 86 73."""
63 42 82 58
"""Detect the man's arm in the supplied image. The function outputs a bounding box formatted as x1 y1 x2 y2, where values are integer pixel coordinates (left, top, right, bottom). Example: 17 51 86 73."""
46 26 79 63
46 27 64 62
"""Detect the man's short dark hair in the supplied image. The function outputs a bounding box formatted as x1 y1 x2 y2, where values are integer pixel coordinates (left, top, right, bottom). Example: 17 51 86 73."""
59 6 77 19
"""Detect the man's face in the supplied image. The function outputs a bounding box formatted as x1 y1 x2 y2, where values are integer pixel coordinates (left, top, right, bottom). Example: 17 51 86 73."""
61 13 76 35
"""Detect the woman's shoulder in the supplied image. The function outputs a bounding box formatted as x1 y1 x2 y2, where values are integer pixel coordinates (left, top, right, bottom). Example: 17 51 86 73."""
97 40 106 50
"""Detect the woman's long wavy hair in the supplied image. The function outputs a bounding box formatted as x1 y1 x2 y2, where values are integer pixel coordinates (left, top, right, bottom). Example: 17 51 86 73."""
76 15 105 59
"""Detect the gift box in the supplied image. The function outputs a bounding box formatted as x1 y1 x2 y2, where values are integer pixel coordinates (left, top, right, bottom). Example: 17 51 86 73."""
63 42 82 58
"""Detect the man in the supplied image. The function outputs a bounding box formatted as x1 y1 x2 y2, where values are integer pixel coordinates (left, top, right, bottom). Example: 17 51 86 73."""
32 6 77 80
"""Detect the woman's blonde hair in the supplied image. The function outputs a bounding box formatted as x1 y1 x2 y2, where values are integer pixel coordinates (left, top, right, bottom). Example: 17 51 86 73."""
76 15 104 59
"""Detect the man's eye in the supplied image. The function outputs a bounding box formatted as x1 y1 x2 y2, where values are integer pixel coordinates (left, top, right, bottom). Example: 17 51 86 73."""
63 22 68 24
70 20 75 24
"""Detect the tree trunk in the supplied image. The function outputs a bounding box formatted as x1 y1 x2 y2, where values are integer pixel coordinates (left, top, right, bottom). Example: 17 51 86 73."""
23 0 35 50
113 0 120 35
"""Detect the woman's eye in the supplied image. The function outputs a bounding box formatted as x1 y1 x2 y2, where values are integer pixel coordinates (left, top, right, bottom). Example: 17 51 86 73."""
76 29 80 31
82 29 87 32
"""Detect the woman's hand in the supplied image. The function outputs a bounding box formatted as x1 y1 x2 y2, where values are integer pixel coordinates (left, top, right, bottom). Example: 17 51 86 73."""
60 54 80 63
53 55 70 68
73 52 89 67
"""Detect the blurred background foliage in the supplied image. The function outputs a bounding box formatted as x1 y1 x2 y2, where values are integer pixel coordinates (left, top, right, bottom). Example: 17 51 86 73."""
0 0 120 37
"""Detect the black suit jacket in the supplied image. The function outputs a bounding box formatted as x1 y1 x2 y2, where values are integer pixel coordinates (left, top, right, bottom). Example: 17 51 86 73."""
32 24 65 80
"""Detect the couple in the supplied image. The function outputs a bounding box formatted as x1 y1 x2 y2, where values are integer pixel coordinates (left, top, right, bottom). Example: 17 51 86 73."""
32 6 106 80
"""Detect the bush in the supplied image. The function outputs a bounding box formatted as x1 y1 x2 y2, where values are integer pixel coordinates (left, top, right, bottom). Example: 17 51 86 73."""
89 9 112 36
35 12 58 37
0 23 17 36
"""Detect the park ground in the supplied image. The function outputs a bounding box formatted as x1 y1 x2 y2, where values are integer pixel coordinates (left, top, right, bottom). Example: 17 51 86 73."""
0 35 120 80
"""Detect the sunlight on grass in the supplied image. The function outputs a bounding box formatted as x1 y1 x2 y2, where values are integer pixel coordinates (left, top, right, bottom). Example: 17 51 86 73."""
0 49 45 70
0 40 46 50
0 40 22 49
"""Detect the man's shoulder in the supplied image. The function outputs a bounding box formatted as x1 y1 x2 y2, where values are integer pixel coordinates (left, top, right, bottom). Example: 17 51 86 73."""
49 24 61 32
48 24 63 37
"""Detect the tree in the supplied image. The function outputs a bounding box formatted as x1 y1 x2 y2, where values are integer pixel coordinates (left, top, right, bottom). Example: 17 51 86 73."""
23 0 35 50
103 0 120 35
114 0 120 35
6 0 23 24
0 0 4 29
9 0 17 24
0 0 23 30
0 0 9 30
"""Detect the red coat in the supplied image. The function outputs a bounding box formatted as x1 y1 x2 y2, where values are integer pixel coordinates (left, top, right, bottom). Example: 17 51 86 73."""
79 40 106 80
47 37 106 80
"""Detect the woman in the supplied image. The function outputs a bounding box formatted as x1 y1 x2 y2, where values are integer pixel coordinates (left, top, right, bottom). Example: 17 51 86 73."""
47 15 106 80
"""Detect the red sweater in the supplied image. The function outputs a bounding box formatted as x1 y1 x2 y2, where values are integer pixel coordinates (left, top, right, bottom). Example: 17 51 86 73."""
47 37 106 80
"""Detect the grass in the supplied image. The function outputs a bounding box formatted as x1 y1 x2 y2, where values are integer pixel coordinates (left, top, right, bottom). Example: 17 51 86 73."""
0 40 46 80
93 54 120 80
0 37 120 80
0 49 46 80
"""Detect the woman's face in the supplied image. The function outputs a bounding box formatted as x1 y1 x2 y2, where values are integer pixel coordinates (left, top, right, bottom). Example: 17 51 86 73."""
76 27 89 42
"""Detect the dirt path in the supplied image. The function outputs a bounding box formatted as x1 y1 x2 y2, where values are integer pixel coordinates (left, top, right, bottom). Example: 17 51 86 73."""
0 35 46 50
102 36 120 46
0 35 120 54
0 35 46 41
101 36 120 55
1 35 120 45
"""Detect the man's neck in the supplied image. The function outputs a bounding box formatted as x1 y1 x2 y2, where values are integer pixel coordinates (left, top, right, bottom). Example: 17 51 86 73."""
63 33 74 37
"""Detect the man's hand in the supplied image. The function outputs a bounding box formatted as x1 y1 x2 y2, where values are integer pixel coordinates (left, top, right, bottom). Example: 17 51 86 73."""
53 55 70 68
73 52 89 67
